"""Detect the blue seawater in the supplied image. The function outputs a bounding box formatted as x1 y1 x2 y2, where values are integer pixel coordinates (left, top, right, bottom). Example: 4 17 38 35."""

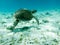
0 0 60 13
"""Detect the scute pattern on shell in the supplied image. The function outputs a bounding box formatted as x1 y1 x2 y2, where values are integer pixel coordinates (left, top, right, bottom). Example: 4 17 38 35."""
14 9 33 21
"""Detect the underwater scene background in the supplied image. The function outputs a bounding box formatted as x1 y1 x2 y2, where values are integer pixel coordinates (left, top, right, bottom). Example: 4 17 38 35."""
0 0 60 12
0 0 60 45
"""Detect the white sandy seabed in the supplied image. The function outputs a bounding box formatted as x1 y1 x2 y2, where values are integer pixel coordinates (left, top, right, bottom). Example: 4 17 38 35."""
0 10 60 45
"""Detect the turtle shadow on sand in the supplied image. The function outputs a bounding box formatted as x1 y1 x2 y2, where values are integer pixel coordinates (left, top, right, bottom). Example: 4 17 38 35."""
12 26 31 32
11 26 40 33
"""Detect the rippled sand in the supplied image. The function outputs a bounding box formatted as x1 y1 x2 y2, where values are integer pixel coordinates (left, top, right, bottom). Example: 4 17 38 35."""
0 10 60 45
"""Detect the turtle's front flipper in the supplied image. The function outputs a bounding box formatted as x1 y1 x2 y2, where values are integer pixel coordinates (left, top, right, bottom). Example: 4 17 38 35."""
33 16 39 25
7 19 19 30
13 19 19 27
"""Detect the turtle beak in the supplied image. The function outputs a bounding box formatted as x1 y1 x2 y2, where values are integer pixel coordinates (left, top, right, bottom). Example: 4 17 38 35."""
33 16 39 25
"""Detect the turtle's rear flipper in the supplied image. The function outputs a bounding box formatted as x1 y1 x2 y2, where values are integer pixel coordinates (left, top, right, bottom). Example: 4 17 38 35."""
33 16 39 25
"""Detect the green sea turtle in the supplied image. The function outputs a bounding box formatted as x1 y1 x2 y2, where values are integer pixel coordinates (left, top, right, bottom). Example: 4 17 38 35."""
7 8 39 30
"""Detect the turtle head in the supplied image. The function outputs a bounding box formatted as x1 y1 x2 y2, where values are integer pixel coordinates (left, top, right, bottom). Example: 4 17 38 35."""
31 10 37 13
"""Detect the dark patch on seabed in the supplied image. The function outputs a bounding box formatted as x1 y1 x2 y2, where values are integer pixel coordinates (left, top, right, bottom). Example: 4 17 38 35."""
12 26 31 32
11 26 40 33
